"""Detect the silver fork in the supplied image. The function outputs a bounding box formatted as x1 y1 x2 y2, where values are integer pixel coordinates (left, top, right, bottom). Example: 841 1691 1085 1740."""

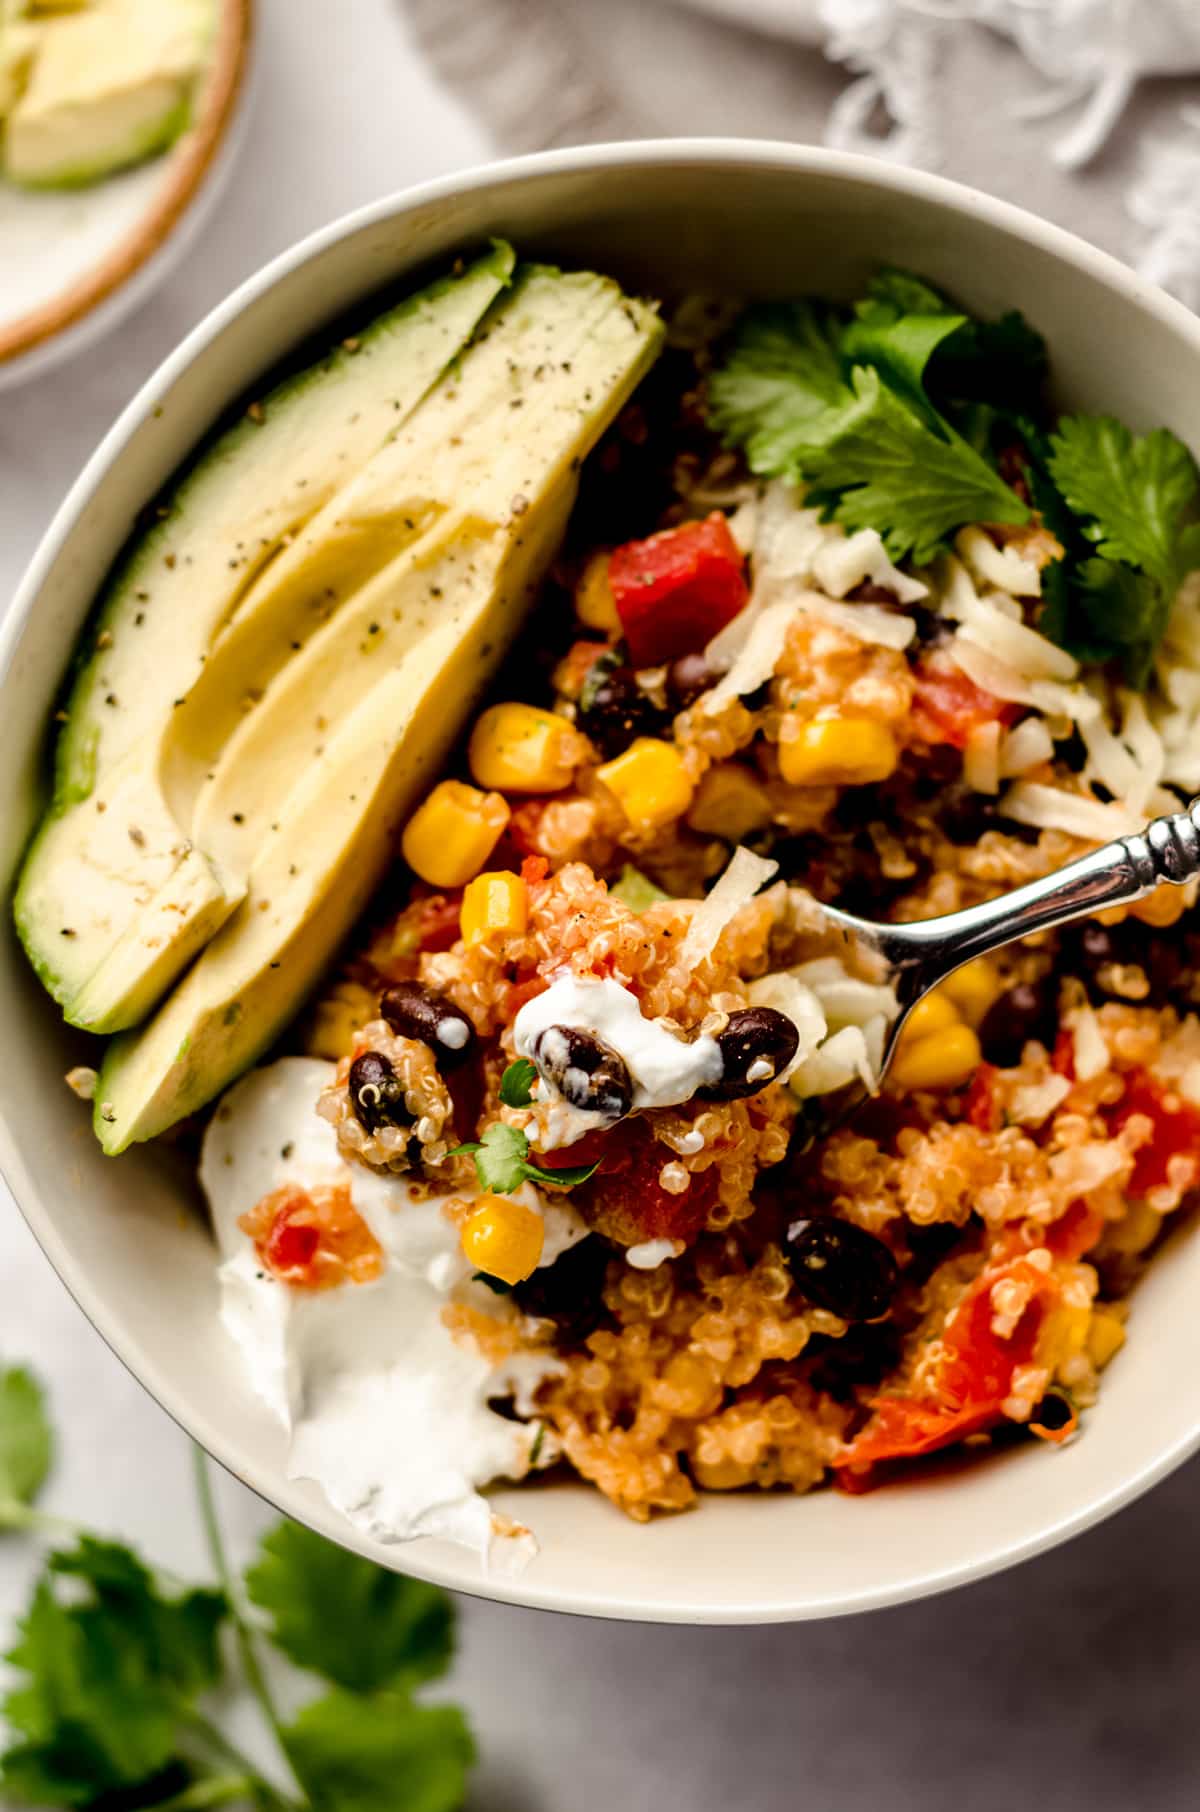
810 796 1200 1124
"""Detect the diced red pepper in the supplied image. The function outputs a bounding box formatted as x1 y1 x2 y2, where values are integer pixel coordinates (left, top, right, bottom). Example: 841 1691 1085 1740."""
520 854 550 888
910 652 1018 750
835 1248 1056 1487
1051 1029 1075 1079
608 513 748 668
267 1218 320 1274
412 892 465 955
1108 1068 1200 1197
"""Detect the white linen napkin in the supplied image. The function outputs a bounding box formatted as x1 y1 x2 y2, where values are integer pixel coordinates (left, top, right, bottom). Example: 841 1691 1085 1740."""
402 0 1200 306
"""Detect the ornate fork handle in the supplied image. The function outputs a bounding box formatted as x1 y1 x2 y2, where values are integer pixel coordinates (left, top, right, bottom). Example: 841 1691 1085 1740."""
821 796 1200 1006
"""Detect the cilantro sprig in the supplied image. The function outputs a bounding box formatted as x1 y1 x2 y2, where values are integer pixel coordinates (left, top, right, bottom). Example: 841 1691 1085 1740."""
452 1121 598 1192
706 268 1033 563
1038 415 1200 686
0 1363 474 1812
707 263 1200 691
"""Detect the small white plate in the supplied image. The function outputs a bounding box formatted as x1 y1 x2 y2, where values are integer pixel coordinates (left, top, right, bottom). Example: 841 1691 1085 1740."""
0 0 252 390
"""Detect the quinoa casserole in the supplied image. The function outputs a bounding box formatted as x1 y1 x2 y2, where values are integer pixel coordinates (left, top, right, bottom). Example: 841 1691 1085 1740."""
21 245 1200 1560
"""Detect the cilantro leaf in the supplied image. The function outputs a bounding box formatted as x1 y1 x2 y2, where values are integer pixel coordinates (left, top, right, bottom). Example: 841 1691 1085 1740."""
498 1059 538 1109
1 1542 226 1806
281 1688 474 1812
798 367 1029 563
452 1122 599 1194
1048 416 1200 593
0 1366 52 1521
451 1122 529 1192
708 287 1029 562
246 1521 453 1694
841 304 966 433
520 1158 599 1188
1040 556 1166 689
862 269 1048 411
706 301 846 475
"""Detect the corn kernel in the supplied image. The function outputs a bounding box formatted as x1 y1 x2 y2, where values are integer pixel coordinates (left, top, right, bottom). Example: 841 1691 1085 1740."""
1086 1307 1127 1370
778 716 899 788
469 702 579 794
596 737 695 832
890 1022 982 1091
305 981 377 1062
401 780 509 888
576 552 620 633
460 870 528 947
941 957 1003 1027
461 1192 544 1285
686 762 772 841
1041 1303 1091 1371
902 991 960 1042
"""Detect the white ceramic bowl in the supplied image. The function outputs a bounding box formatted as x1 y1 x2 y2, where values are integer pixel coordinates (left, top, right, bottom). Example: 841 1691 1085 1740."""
4 141 1200 1625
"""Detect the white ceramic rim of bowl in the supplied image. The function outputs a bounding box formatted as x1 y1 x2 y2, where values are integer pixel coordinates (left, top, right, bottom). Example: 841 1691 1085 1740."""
4 137 1200 1625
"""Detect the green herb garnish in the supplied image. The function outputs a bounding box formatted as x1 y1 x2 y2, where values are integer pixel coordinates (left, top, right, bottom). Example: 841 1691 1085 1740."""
1038 415 1200 685
610 864 669 912
452 1122 598 1193
498 1058 538 1108
706 273 1032 563
0 1363 474 1811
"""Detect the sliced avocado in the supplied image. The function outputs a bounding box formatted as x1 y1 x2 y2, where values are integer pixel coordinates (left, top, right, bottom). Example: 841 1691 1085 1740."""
94 289 664 1150
4 0 214 187
0 12 39 119
15 242 515 1026
41 264 609 1034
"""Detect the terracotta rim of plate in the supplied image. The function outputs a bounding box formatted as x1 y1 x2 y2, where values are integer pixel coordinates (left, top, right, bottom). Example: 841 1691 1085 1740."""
0 0 253 368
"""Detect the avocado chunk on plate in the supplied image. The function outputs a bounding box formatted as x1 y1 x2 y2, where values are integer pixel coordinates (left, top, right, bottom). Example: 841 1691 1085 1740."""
4 0 212 187
94 283 663 1150
15 241 515 1028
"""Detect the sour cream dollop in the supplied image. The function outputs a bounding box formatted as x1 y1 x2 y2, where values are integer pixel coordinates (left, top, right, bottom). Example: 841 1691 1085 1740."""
200 1057 584 1564
514 974 723 1112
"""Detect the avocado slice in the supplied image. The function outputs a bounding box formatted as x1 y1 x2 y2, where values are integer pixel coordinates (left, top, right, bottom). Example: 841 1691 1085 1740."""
4 0 212 187
94 287 663 1151
15 242 515 1025
0 10 40 119
42 265 613 1034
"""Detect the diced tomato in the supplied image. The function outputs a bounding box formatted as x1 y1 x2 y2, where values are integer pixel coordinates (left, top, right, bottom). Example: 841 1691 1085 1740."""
536 1130 612 1172
608 513 748 668
412 892 465 955
1109 1068 1200 1197
1051 1030 1075 1079
992 1200 1103 1266
520 854 550 888
836 1248 1056 1487
267 1219 320 1273
910 653 1018 750
964 1063 1002 1132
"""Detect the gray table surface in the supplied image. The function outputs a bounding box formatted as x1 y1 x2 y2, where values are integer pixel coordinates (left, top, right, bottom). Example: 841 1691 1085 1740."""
2 3 1198 1807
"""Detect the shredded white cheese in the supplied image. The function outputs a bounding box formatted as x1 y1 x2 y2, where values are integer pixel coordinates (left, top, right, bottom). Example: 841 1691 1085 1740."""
679 846 778 967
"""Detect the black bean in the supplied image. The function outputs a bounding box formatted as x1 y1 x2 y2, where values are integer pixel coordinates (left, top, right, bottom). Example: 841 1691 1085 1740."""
531 1025 633 1121
785 1218 898 1321
1054 727 1089 773
380 981 475 1069
513 1236 613 1347
938 783 1041 848
805 1321 903 1399
698 1007 800 1101
348 1051 414 1135
666 650 718 709
1030 1389 1075 1432
576 662 666 759
978 978 1058 1067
